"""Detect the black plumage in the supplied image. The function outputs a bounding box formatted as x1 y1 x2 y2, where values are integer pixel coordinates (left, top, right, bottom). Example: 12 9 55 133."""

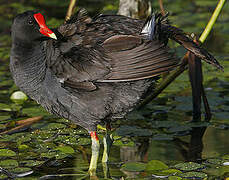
10 9 222 175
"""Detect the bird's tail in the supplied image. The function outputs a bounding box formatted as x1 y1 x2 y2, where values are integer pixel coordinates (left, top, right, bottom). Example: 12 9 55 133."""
142 13 223 71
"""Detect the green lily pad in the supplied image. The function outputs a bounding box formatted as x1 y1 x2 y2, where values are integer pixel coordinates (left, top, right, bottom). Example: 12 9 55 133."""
55 151 69 160
0 174 8 179
56 145 75 154
42 123 67 130
154 169 182 176
0 149 16 157
11 167 33 174
180 171 208 179
167 125 192 133
17 136 32 144
206 158 223 165
121 162 146 172
76 137 91 146
175 103 192 111
116 125 152 137
18 144 30 151
113 139 135 147
174 162 205 171
0 115 10 121
23 106 51 117
0 159 18 168
18 152 39 160
73 128 88 135
152 134 174 141
20 160 45 167
151 121 179 128
62 137 78 145
146 160 169 172
222 155 229 160
33 130 55 140
0 103 11 111
168 176 182 180
0 133 28 143
41 151 56 159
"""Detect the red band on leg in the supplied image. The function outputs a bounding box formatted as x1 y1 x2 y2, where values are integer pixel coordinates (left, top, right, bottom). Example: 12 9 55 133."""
90 131 99 141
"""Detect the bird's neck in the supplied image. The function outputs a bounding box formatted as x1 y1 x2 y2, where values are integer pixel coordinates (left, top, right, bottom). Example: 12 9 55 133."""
10 41 48 94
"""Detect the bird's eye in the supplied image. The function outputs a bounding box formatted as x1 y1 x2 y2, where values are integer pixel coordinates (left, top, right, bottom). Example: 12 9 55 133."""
28 20 33 25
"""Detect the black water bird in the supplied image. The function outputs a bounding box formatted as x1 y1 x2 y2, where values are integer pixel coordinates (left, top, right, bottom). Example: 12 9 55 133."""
10 9 222 176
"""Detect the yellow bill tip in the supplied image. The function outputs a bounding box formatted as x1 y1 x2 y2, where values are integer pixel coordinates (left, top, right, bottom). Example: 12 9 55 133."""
49 33 57 40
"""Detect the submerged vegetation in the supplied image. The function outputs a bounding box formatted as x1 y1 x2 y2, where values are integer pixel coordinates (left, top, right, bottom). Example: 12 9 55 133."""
0 0 229 179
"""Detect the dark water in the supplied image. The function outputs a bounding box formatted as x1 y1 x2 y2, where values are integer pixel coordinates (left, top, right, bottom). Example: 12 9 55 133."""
0 0 229 179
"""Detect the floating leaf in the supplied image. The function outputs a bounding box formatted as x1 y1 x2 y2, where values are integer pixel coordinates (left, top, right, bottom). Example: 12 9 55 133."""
175 103 193 111
168 176 182 180
18 151 39 160
76 137 91 146
18 136 32 144
146 160 168 172
121 162 146 172
41 151 56 159
18 144 30 151
0 103 11 111
152 134 174 141
113 139 135 147
116 125 152 137
0 149 16 157
56 145 75 154
167 125 192 133
21 160 45 167
217 165 229 178
0 159 18 168
42 123 66 130
55 151 69 160
206 158 223 165
23 106 50 117
154 169 182 176
151 121 179 128
11 167 32 174
62 136 78 145
180 171 208 179
0 174 8 179
0 115 10 121
174 162 205 171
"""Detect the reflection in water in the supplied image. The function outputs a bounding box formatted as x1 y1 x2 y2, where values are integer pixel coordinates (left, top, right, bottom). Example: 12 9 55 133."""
117 127 207 179
120 127 207 163
174 127 206 162
120 146 141 162
119 125 229 165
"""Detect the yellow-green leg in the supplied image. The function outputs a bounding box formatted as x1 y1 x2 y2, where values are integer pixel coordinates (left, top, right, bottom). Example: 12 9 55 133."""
89 131 100 177
102 129 113 179
102 133 113 163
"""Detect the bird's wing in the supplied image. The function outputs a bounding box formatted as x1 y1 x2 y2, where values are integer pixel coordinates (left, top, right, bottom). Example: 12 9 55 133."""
47 42 111 91
47 10 179 91
47 34 179 91
98 35 179 82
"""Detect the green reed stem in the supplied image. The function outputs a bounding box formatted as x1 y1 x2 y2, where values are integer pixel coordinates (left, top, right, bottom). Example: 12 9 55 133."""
199 0 226 43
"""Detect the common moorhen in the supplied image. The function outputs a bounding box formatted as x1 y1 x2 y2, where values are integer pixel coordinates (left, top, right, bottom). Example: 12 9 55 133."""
10 9 222 175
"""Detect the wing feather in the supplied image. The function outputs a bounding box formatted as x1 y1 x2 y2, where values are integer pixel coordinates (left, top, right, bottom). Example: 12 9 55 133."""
98 35 179 82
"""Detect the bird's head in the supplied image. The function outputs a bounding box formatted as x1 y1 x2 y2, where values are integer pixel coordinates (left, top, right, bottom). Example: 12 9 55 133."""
11 11 57 44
